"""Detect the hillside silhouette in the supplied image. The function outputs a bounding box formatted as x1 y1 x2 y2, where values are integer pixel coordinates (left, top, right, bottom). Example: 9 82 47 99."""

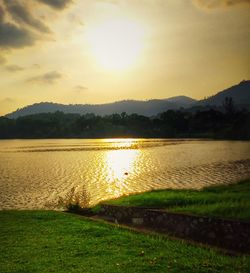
5 80 250 119
1 97 249 140
6 96 196 119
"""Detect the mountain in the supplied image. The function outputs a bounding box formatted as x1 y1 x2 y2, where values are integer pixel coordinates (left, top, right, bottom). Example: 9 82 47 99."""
5 80 250 119
6 96 196 119
198 80 250 108
164 96 195 104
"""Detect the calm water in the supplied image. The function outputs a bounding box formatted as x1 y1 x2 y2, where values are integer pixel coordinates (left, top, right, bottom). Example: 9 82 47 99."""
0 139 249 209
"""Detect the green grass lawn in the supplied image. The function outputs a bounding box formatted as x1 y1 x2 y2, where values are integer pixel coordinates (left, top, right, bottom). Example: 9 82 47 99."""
106 179 250 221
0 211 249 273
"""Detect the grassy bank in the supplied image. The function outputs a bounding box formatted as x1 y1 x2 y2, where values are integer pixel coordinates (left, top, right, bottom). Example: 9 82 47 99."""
106 179 250 221
0 211 249 273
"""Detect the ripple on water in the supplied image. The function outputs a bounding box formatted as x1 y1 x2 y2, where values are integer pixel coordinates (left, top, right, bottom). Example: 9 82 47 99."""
0 139 249 209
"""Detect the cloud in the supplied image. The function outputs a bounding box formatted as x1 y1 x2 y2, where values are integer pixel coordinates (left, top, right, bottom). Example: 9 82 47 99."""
74 85 88 92
0 0 73 51
0 55 6 65
96 0 119 4
67 13 84 26
27 70 63 84
5 64 25 72
194 0 250 8
0 4 36 49
37 0 73 10
0 97 15 104
32 63 41 69
0 5 3 22
3 0 51 33
0 21 36 48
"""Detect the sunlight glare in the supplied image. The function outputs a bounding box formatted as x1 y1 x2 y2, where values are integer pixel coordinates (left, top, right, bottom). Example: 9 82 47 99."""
106 149 138 181
86 18 146 70
102 138 136 148
104 148 139 196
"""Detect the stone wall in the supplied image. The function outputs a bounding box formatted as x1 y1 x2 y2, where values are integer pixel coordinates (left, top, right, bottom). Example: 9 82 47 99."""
99 204 250 254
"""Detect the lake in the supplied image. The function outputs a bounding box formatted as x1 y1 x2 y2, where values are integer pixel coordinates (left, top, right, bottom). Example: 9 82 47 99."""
0 139 249 209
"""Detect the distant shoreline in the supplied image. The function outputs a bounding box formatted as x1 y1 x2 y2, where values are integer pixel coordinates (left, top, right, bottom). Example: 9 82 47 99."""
1 106 250 140
0 136 249 141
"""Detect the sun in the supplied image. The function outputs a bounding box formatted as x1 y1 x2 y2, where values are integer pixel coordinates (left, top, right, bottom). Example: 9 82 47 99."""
86 18 146 71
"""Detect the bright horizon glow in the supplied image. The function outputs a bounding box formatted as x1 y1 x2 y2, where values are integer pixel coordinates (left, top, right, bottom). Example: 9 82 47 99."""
0 0 249 116
86 18 146 71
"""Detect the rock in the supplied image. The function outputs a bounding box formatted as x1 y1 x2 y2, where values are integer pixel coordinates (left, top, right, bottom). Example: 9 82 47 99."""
156 215 163 222
208 232 216 239
132 218 143 225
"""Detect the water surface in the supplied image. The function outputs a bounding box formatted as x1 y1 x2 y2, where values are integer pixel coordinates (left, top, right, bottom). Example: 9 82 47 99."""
0 139 249 209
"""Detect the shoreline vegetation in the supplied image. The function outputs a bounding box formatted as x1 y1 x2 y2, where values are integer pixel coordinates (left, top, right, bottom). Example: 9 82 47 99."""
1 180 250 272
62 179 250 222
100 179 250 221
0 102 250 140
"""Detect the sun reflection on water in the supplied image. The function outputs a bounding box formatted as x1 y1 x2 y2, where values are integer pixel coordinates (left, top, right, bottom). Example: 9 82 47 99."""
1 139 250 209
104 148 140 196
101 138 139 149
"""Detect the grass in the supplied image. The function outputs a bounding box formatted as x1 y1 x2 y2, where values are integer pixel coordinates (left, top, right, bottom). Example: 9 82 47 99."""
58 185 91 211
106 179 250 221
0 210 249 273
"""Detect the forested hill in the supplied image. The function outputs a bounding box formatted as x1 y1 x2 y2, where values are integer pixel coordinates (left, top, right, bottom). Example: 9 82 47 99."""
5 80 250 119
6 96 196 119
1 104 249 140
199 80 250 107
1 81 250 140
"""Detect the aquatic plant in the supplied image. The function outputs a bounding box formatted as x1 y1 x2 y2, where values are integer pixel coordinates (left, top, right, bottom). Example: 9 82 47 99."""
58 184 90 211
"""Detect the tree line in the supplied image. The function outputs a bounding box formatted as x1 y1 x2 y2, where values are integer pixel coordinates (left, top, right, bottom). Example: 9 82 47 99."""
0 100 249 140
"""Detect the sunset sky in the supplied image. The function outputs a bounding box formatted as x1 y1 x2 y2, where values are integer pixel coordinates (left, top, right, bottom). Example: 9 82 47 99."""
0 0 249 116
